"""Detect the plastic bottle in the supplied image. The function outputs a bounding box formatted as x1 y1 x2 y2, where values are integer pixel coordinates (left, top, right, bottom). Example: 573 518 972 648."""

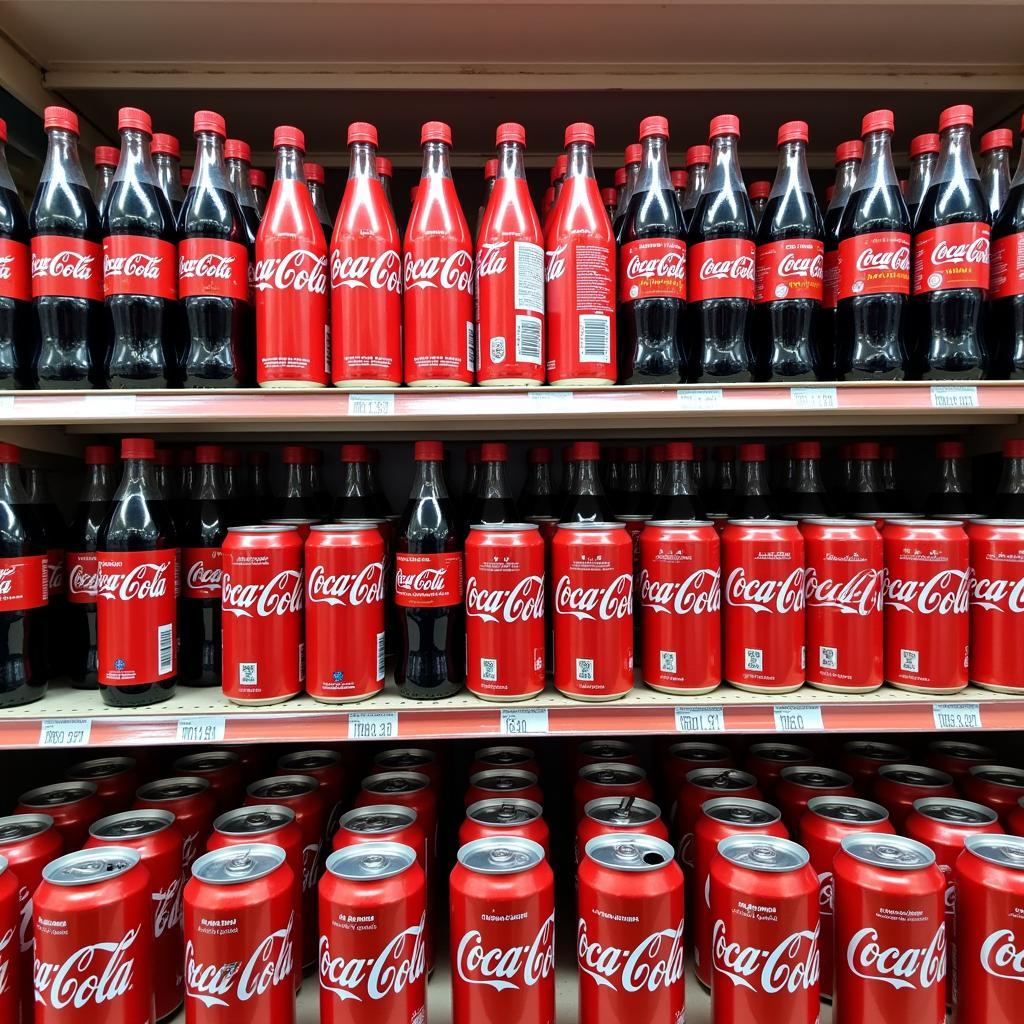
990 115 1024 378
0 117 31 388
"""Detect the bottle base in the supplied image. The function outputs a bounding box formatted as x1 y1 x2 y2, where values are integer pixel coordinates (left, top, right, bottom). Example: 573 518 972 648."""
0 682 47 708
478 379 543 388
885 680 968 694
333 379 401 388
547 377 616 387
259 380 328 389
726 680 804 694
308 688 384 704
405 379 472 388
807 680 883 694
394 683 464 699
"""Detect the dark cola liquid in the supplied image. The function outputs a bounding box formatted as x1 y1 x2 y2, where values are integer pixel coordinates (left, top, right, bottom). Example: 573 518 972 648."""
821 198 849 380
334 461 377 521
560 462 613 523
0 176 31 388
992 172 1024 377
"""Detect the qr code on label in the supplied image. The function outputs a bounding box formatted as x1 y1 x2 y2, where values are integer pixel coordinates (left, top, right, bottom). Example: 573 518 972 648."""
819 646 837 670
576 658 594 682
745 648 763 672
660 651 677 673
481 658 497 682
901 649 919 673
239 663 258 686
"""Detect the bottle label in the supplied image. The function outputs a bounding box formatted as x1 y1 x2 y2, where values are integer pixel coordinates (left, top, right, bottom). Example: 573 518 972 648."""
0 238 31 302
755 238 824 304
912 222 990 295
66 551 99 605
822 249 839 310
46 548 65 597
394 551 463 608
30 235 104 301
618 238 687 303
991 231 1024 300
836 231 911 300
183 546 223 599
103 235 178 300
0 554 48 611
686 238 756 303
95 548 177 685
178 238 249 302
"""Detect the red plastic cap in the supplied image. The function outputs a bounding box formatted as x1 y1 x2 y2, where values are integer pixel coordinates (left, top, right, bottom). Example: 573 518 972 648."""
154 449 173 467
549 165 561 185
0 119 6 143
777 120 808 145
466 447 480 465
624 143 642 165
415 440 444 461
44 106 79 135
981 128 1014 153
575 441 600 460
94 145 119 167
281 445 305 464
121 437 155 460
671 170 688 188
716 445 735 460
223 449 241 467
194 445 223 465
648 445 666 463
564 122 595 147
936 441 966 459
248 450 268 467
1003 439 1024 458
193 110 225 137
738 443 765 462
181 168 193 186
420 121 452 146
84 444 116 465
880 445 898 460
909 133 940 158
861 109 895 136
340 444 369 463
175 448 194 467
792 441 821 460
249 169 267 188
749 181 771 200
851 442 881 460
304 161 324 184
939 104 974 132
224 139 251 162
639 115 669 140
150 133 179 158
709 114 740 139
555 154 567 176
665 441 694 461
0 443 19 464
835 140 863 164
347 121 378 146
601 187 617 204
624 446 643 462
496 122 526 146
527 446 551 464
484 159 498 180
480 442 508 462
376 156 392 177
686 144 711 166
118 107 152 135
273 125 305 151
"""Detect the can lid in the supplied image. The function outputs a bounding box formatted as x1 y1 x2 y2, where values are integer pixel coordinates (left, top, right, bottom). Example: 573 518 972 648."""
579 739 636 760
174 751 240 774
67 756 136 781
373 748 435 771
912 797 998 826
457 836 545 874
326 841 417 881
927 740 995 760
667 741 731 762
779 766 854 789
89 809 174 841
192 843 286 885
579 763 646 786
278 750 342 772
247 775 318 800
474 745 535 767
339 804 417 834
686 767 757 791
228 523 297 534
559 521 626 531
584 796 661 827
43 848 141 886
964 834 1024 869
843 740 910 762
748 742 813 763
19 782 97 807
806 796 890 825
878 764 954 788
0 813 56 844
214 804 296 836
469 769 538 793
969 764 1024 788
724 518 796 528
801 517 870 528
718 834 809 872
361 771 430 796
136 776 211 802
467 798 543 827
702 797 781 827
468 522 538 532
585 833 675 871
841 833 935 870
969 519 1024 527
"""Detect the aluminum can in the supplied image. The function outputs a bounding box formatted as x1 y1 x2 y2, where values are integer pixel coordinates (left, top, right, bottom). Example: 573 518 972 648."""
576 797 668 868
744 742 814 797
277 749 347 839
873 764 956 828
464 769 543 809
461 799 550 857
469 746 540 778
574 739 640 771
674 768 761 869
0 856 21 1024
774 765 856 833
660 742 732 803
962 765 1024 827
839 741 910 788
574 763 654 822
172 751 246 812
926 739 996 781
371 748 443 789
14 782 102 850
65 757 140 814
134 777 217 871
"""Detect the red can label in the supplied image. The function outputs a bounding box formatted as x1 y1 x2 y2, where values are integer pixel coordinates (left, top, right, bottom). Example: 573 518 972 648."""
103 235 178 299
0 237 30 302
968 523 1024 690
755 238 824 304
178 237 249 302
618 238 686 302
46 548 64 597
836 231 911 300
95 548 177 685
990 231 1024 301
183 546 222 599
66 550 99 605
394 552 463 608
30 235 104 301
822 249 839 310
687 238 756 303
913 222 990 295
0 554 47 611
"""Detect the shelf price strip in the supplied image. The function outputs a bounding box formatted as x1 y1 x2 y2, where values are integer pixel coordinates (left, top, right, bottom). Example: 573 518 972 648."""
348 711 399 740
772 704 824 732
348 394 395 417
39 718 92 747
176 716 226 744
674 706 726 732
932 702 983 730
499 708 549 736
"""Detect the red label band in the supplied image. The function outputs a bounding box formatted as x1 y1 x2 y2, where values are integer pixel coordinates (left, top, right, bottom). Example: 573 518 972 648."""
103 235 178 300
178 238 249 302
822 250 839 310
0 238 30 302
183 547 223 599
836 231 911 301
30 235 104 301
46 548 65 597
686 238 756 303
991 232 1024 301
618 237 687 303
755 238 824 304
913 222 990 296
0 554 48 611
66 550 99 605
394 551 463 607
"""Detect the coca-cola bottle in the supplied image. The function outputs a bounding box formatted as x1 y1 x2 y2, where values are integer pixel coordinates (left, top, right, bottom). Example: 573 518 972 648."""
276 445 316 519
652 441 703 519
224 138 259 383
783 440 829 517
376 156 395 216
749 181 771 225
835 109 910 380
560 441 613 523
333 445 377 520
0 118 31 388
844 442 886 515
614 447 648 516
476 159 497 239
96 437 178 707
612 143 642 242
178 111 249 388
174 448 194 530
249 168 268 216
613 166 626 210
688 115 756 382
546 123 616 385
30 106 104 389
395 440 463 698
671 170 687 210
980 129 1013 221
549 155 567 221
880 444 902 506
245 451 274 520
619 116 686 384
460 446 480 521
93 146 119 220
180 445 227 687
540 169 556 230
706 445 735 515
913 105 990 379
991 438 1024 517
727 443 773 518
304 162 333 240
680 145 710 235
601 187 617 223
24 466 66 673
366 448 391 517
991 116 1024 377
330 122 402 387
255 126 329 387
468 443 517 525
151 134 184 224
924 440 974 515
519 446 559 520
907 134 940 229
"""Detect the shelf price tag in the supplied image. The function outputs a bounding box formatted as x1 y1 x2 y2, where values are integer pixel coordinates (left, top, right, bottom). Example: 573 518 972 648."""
348 394 395 417
674 706 725 733
773 704 824 732
348 711 399 740
81 393 137 416
500 708 549 736
0 395 14 414
930 386 978 408
39 719 92 747
176 716 226 744
676 388 724 409
932 702 983 730
790 387 838 409
527 391 573 409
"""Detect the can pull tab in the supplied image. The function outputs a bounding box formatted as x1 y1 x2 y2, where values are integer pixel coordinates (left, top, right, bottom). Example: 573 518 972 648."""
227 852 255 875
611 796 636 823
496 804 519 823
246 812 272 828
359 854 388 874
749 844 780 867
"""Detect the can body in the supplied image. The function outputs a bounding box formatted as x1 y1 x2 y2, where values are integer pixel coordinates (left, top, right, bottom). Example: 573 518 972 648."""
66 758 140 814
133 777 217 871
969 520 1024 691
0 864 20 1024
962 766 1024 827
873 766 956 829
674 768 762 869
14 783 103 851
460 799 550 857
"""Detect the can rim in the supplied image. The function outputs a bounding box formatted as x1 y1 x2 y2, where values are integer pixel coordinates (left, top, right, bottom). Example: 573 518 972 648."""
967 764 1024 787
309 523 377 533
192 842 286 884
840 832 936 870
338 804 418 832
799 517 876 528
43 847 141 886
701 796 783 826
456 836 545 874
466 798 543 825
213 804 296 836
584 796 662 825
717 834 810 871
882 518 964 529
19 782 98 806
964 833 1024 869
806 795 890 824
878 764 954 787
135 775 211 801
584 833 675 871
579 762 647 784
724 518 798 527
88 809 174 840
325 841 417 881
559 521 626 531
969 519 1024 526
0 813 55 843
468 523 539 532
911 796 999 826
246 774 319 798
645 519 715 529
228 524 298 533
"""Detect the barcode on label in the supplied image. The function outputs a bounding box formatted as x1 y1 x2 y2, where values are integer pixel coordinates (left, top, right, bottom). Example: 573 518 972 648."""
157 623 173 675
514 242 545 313
931 385 978 408
515 316 543 365
578 315 610 363
819 646 837 670
467 322 476 372
376 632 386 682
745 648 763 672
660 650 677 673
239 662 258 686
481 658 498 682
576 658 594 682
901 649 919 673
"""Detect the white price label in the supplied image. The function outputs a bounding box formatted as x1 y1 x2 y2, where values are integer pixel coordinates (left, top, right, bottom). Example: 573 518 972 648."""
348 711 399 740
932 703 983 730
39 719 91 746
176 716 226 744
773 704 824 732
0 395 14 414
674 706 726 732
500 708 549 736
930 385 978 408
790 387 838 409
676 388 724 409
82 393 137 416
348 393 395 417
528 391 573 409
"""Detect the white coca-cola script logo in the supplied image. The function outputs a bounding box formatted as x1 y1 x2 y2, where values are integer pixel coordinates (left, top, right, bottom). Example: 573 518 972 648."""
34 926 139 1009
725 567 805 614
777 252 824 279
307 561 384 607
554 573 632 621
222 569 303 618
625 250 686 282
576 916 684 992
395 566 451 594
0 255 18 281
544 244 568 283
476 242 509 278
179 252 239 280
846 924 945 990
403 250 472 292
0 565 16 596
103 252 165 279
185 558 221 595
153 878 183 939
640 567 720 616
930 237 989 267
971 575 1024 613
18 887 31 953
319 912 426 1002
699 255 755 282
331 249 401 292
253 250 328 293
980 928 1024 982
465 574 544 623
68 560 99 598
47 559 63 593
818 872 834 917
804 567 883 616
455 912 555 991
0 927 14 995
712 919 820 993
31 251 95 280
95 560 172 602
883 569 970 615
185 915 294 1007
855 245 911 274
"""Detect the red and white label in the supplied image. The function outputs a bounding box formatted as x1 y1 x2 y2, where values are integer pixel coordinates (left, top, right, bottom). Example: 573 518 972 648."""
913 222 990 295
822 249 839 310
465 574 544 623
34 926 141 1011
554 572 633 621
178 238 249 302
755 238 824 304
0 238 30 302
307 560 385 607
845 925 945 990
805 566 883 616
183 547 222 599
836 231 911 300
319 913 426 1003
454 913 555 991
980 928 1024 982
687 238 756 303
576 916 685 992
222 568 303 618
989 231 1024 301
30 235 103 301
0 554 47 611
66 550 99 605
394 551 463 608
618 237 686 303
884 569 971 615
712 918 820 993
725 566 806 614
46 548 64 597
640 567 721 616
103 235 178 300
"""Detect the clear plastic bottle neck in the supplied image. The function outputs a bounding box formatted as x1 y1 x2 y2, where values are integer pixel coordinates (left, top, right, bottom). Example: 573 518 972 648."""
882 456 897 492
341 461 371 497
998 456 1024 496
850 458 882 494
226 157 258 211
771 140 813 200
275 145 306 183
907 152 938 211
1011 143 1024 189
193 132 231 192
934 124 980 186
525 462 552 496
154 153 184 208
982 149 1011 216
936 456 968 494
284 463 308 498
411 460 450 499
713 457 735 494
0 463 26 503
479 460 510 500
567 141 596 182
665 458 697 496
349 141 378 182
41 129 89 189
792 458 825 494
0 140 15 192
857 130 900 190
194 463 224 500
249 462 270 497
681 163 708 214
82 463 115 502
574 457 604 497
737 460 769 496
828 158 861 214
421 141 453 181
114 128 159 187
614 159 639 221
498 141 527 181
114 458 157 501
635 135 672 194
621 460 644 494
24 468 53 504
707 134 745 193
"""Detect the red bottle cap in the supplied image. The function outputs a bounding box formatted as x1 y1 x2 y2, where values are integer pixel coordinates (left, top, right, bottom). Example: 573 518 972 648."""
939 104 974 132
639 115 669 140
709 114 740 139
480 443 508 462
777 120 809 145
792 441 821 460
686 144 711 166
665 441 694 461
224 449 242 467
224 139 251 162
194 445 223 465
564 122 595 147
624 446 643 462
273 125 305 151
555 154 567 177
671 169 688 189
880 445 898 460
835 140 863 164
415 440 444 461
716 445 735 460
624 143 642 165
0 443 19 464
193 110 226 137
176 448 195 467
154 449 173 467
181 168 193 187
0 119 7 144
117 107 152 135
121 438 155 460
376 156 392 177
248 451 268 467
281 445 305 464
484 159 498 180
648 445 666 463
575 441 600 460
980 128 1014 153
936 441 966 459
1003 439 1024 458
94 145 120 167
44 106 79 135
304 161 324 184
150 133 179 158
466 447 480 465
738 443 765 462
861 109 895 136
348 122 379 146
749 181 771 200
851 442 881 460
909 133 940 158
84 444 116 465
527 447 551 465
496 122 526 146
249 169 267 188
549 165 561 185
340 444 369 463
420 121 452 146
601 187 617 204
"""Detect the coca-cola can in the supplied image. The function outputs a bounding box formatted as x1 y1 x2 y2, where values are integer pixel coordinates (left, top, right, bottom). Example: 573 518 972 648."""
34 848 154 1024
450 837 555 1024
926 739 996 780
371 747 442 789
962 765 1024 827
577 834 685 1023
709 834 820 1022
968 519 1024 691
799 797 894 1000
0 855 19 1024
744 742 815 797
675 768 762 869
573 763 654 822
184 845 296 1024
832 834 946 1024
461 799 550 857
839 740 911 788
465 524 546 700
15 782 103 850
693 798 788 990
661 742 733 808
954 833 1024 1024
319 842 426 1022
774 765 856 833
874 764 956 829
576 796 668 867
134 777 217 872
552 522 633 701
574 739 640 771
638 520 721 694
221 525 304 704
464 769 543 809
722 519 806 692
85 810 184 1020
469 746 540 778
263 517 319 541
802 518 883 692
173 751 246 812
65 757 140 814
883 518 970 692
277 749 346 837
304 524 385 702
